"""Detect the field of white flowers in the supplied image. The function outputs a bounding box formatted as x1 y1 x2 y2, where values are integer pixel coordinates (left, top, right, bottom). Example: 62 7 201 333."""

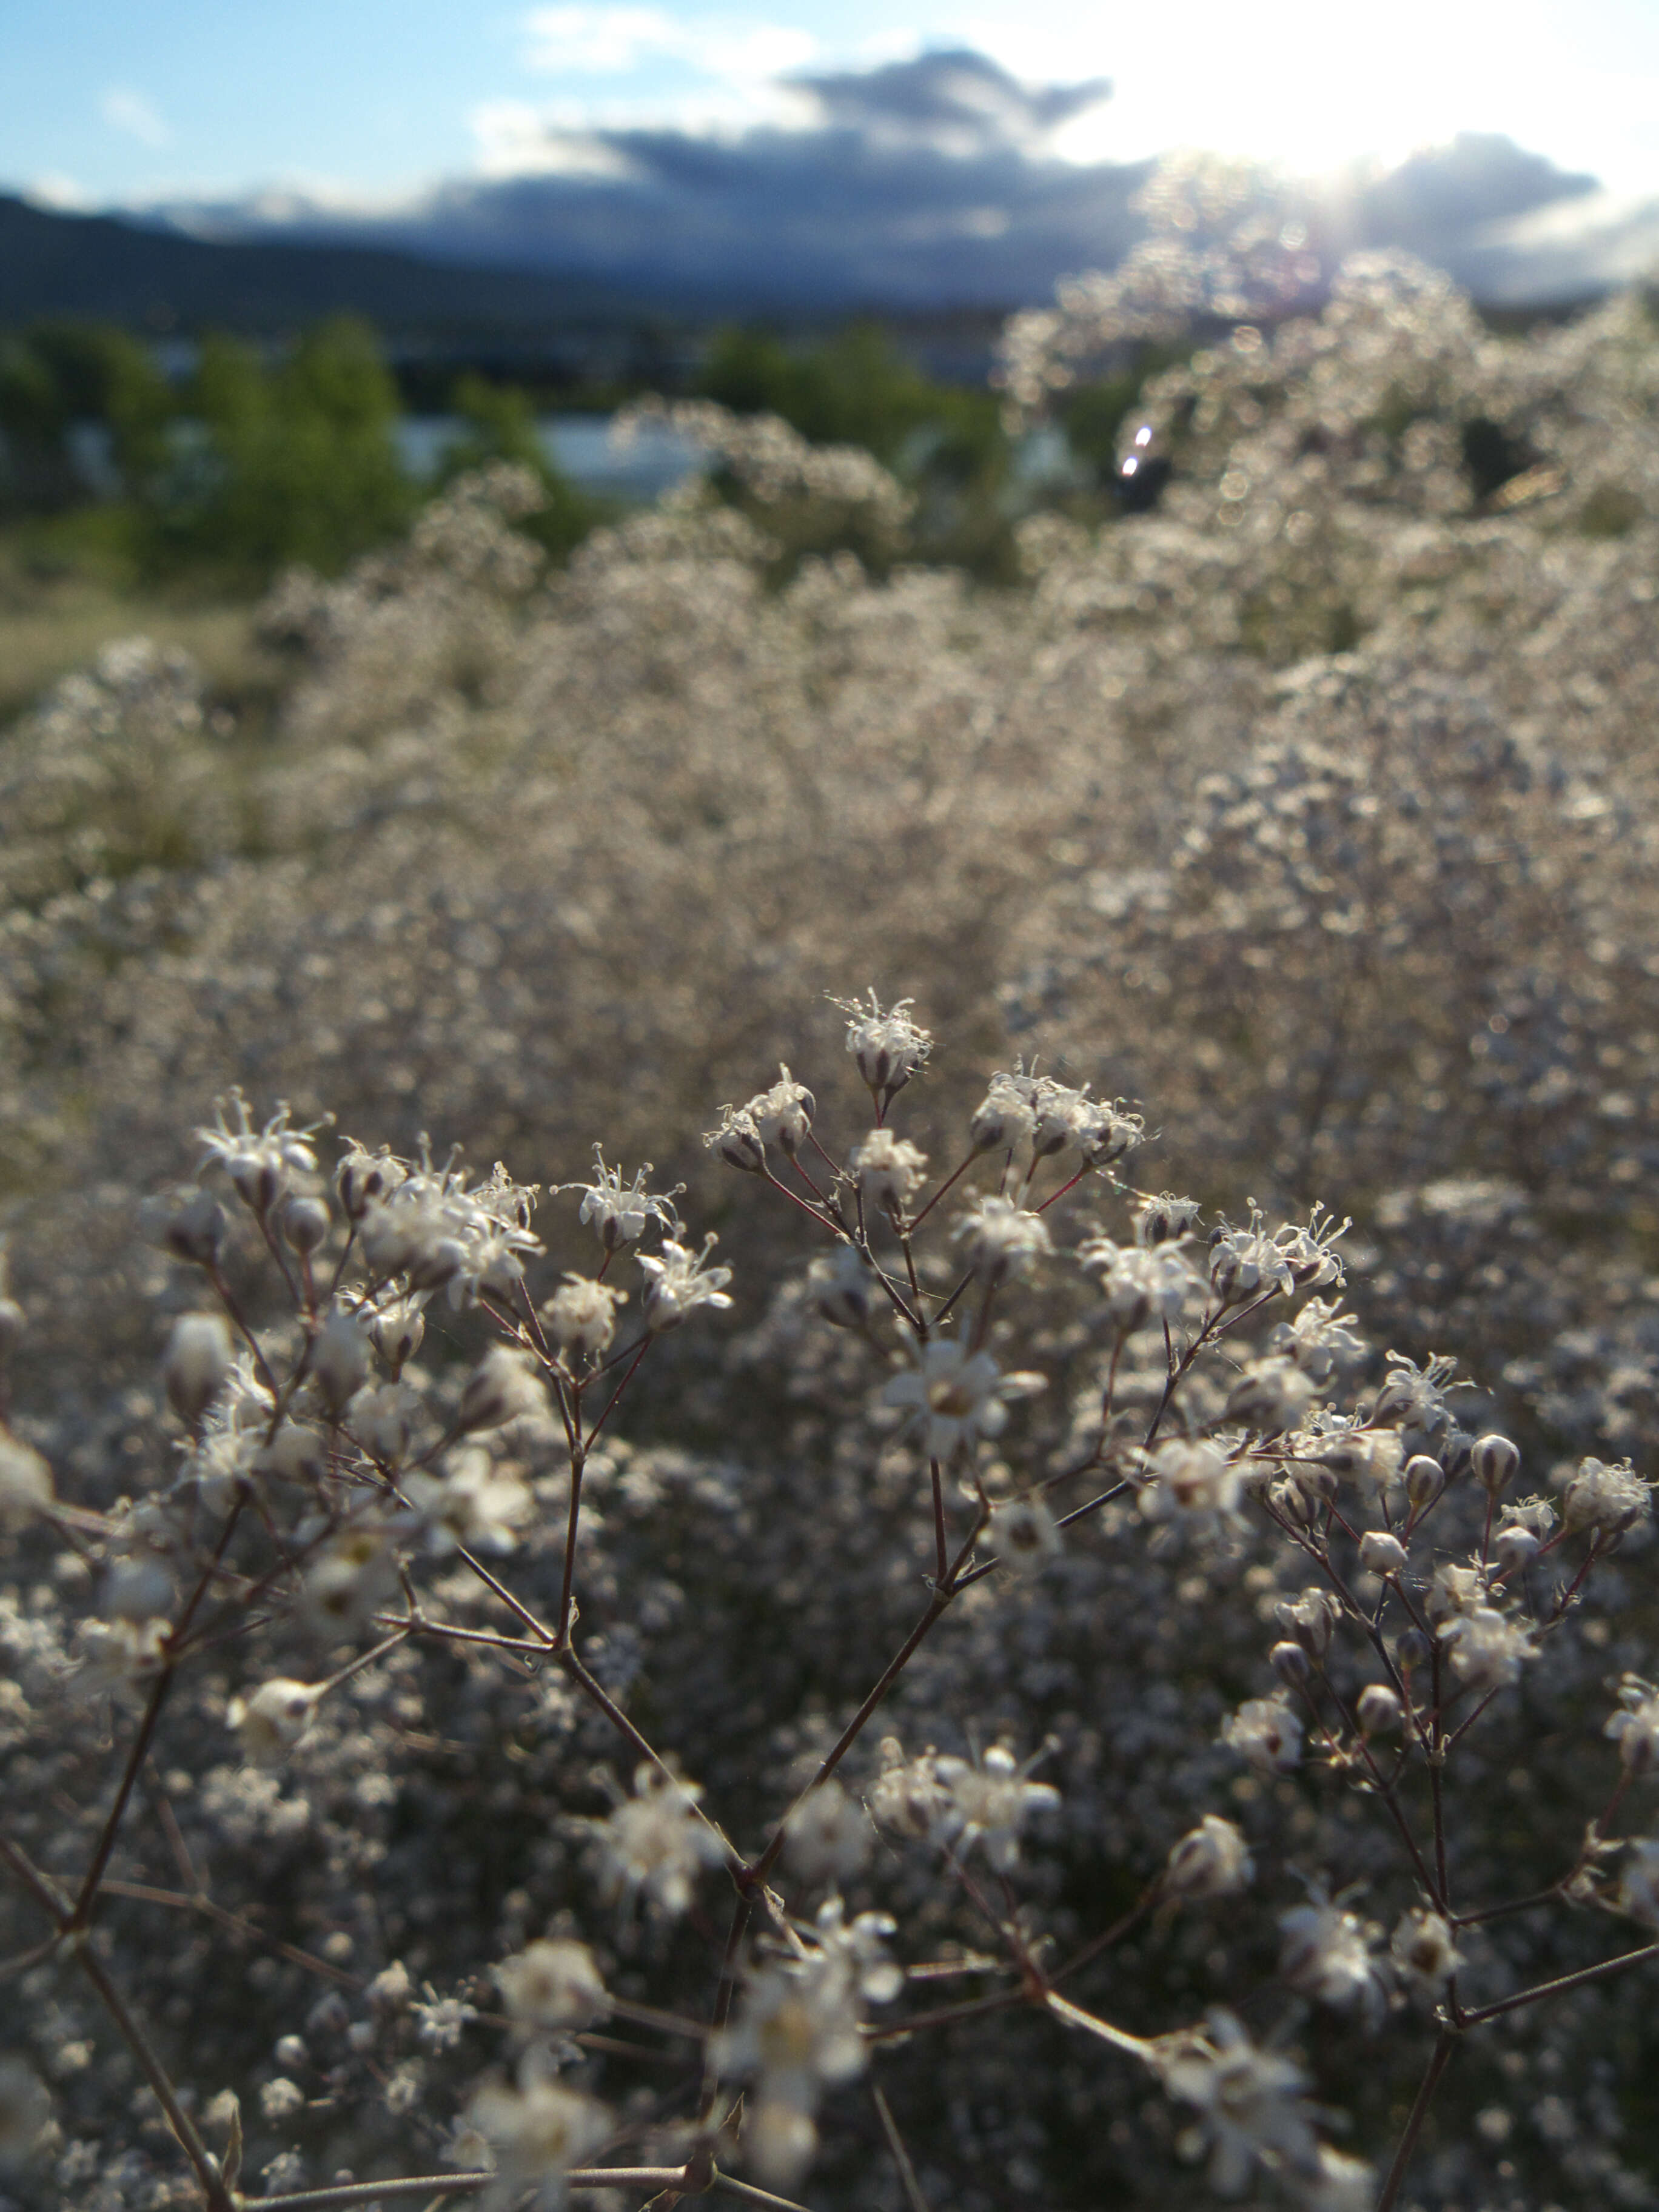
2 179 1659 2212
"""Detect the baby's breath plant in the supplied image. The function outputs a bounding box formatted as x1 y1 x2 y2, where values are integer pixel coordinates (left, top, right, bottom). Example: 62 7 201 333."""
5 179 1659 2206
1 990 1657 2212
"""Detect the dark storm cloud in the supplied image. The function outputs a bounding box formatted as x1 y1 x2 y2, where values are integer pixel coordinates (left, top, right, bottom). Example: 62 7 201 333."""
159 53 1627 310
792 47 1113 151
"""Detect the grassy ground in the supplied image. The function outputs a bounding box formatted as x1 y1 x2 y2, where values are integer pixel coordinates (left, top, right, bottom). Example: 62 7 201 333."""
0 508 272 727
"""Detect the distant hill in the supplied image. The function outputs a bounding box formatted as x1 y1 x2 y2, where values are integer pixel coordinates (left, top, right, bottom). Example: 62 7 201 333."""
0 193 639 337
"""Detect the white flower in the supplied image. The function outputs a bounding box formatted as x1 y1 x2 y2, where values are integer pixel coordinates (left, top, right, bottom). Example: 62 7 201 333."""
714 1955 864 2117
969 1071 1038 1153
748 1065 815 1156
951 1195 1052 1287
227 1678 323 1766
928 1743 1060 1871
1139 1438 1244 1527
360 1158 541 1307
1618 1838 1659 1928
635 1234 734 1332
783 1780 872 1885
988 1493 1063 1573
883 1331 1045 1461
195 1090 322 1212
540 1274 626 1361
1269 1296 1366 1382
565 1146 679 1250
1606 1677 1659 1777
466 2063 608 2211
0 2057 50 2171
1557 1456 1652 1537
1207 1213 1295 1304
1390 1908 1463 1994
406 1450 534 1556
1221 1697 1302 1775
1076 1238 1194 1332
1151 2009 1321 2197
163 1313 233 1429
0 1434 52 1531
849 1128 929 1213
1278 1899 1389 2028
596 1764 725 1915
834 988 932 1104
302 1526 400 1640
1164 1814 1254 1901
868 1738 953 1840
494 1939 607 2031
1440 1606 1535 1692
705 1102 766 1174
1224 1356 1318 1435
811 1897 903 2005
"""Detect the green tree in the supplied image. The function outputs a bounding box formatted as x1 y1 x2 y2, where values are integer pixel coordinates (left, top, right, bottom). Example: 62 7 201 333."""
438 374 598 563
156 318 414 578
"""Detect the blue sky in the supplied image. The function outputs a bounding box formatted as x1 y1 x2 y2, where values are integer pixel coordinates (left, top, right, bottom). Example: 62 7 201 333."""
8 0 1659 213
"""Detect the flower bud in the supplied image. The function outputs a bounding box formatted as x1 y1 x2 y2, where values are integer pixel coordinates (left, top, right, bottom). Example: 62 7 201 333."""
968 1078 1035 1155
1356 1683 1403 1735
310 1312 370 1416
1272 1476 1319 1527
1359 1530 1408 1577
164 1313 233 1429
541 1276 624 1361
1470 1433 1521 1497
228 1678 323 1765
458 1346 546 1433
0 1296 24 1367
369 1298 426 1373
336 1147 404 1221
705 1109 766 1175
280 1195 331 1257
1493 1522 1540 1574
1164 1814 1253 1900
749 1067 814 1157
1275 1588 1341 1660
1404 1455 1446 1512
1395 1627 1433 1672
158 1190 228 1269
1270 1639 1312 1687
808 1246 875 1329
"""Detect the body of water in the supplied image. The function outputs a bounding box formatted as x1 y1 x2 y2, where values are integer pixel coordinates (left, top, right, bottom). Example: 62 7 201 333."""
397 413 706 502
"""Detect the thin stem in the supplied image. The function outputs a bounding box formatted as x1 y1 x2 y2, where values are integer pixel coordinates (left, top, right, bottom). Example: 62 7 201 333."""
928 1458 948 1584
865 1987 1025 2042
0 1934 59 1982
77 1942 232 2211
872 2083 931 2212
1375 2026 1458 2212
584 1336 651 1450
93 1879 361 1989
909 1153 974 1232
1459 1940 1659 2025
555 1646 743 1873
74 1496 246 1928
1044 1991 1155 2062
558 1447 586 1644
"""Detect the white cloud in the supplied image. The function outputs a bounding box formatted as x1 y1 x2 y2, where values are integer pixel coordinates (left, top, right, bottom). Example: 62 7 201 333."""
25 172 92 211
521 6 817 89
469 98 645 178
100 85 171 149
